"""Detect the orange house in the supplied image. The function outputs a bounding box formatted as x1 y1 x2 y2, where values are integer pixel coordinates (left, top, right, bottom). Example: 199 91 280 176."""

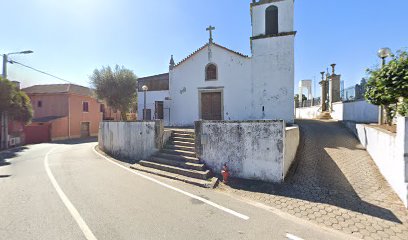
22 84 120 143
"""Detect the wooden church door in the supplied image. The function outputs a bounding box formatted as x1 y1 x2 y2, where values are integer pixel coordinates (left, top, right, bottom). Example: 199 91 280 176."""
201 92 222 120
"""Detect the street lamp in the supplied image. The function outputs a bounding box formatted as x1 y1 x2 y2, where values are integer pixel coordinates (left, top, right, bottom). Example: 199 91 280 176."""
378 48 391 67
142 85 148 120
2 50 34 78
377 47 391 125
1 50 33 150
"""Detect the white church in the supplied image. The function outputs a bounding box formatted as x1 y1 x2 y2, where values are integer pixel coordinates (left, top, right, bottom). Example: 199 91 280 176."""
138 0 295 126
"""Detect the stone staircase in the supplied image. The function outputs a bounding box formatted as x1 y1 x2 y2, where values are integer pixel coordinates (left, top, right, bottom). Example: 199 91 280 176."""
317 111 333 120
130 130 218 188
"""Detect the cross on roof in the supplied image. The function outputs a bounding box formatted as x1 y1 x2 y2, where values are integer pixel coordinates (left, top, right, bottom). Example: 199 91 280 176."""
206 25 215 43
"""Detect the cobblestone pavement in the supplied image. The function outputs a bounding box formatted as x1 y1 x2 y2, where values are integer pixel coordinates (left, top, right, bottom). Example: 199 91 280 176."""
218 120 408 239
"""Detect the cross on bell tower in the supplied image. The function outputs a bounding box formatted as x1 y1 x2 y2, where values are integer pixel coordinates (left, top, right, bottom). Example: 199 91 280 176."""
206 25 215 43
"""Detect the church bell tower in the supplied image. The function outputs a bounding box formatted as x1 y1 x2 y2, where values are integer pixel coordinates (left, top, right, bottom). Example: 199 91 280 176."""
250 0 295 123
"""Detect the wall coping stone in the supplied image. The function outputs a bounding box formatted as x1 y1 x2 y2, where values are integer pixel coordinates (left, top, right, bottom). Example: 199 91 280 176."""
198 120 284 124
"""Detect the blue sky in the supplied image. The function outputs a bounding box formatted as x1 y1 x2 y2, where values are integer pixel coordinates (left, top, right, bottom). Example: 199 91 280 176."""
2 0 407 96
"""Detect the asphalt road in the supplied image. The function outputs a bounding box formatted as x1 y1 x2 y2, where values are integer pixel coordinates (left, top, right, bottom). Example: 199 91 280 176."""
0 140 348 240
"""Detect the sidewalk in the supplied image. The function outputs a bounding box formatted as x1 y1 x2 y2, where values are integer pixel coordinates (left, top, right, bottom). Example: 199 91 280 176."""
218 120 408 240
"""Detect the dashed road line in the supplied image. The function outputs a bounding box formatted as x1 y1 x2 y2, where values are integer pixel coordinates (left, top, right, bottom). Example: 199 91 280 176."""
286 233 304 240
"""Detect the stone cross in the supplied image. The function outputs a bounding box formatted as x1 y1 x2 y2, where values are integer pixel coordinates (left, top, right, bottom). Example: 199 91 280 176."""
206 25 215 43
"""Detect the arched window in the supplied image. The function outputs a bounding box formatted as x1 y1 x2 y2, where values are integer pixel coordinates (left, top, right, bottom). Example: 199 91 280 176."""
265 5 278 35
205 63 217 81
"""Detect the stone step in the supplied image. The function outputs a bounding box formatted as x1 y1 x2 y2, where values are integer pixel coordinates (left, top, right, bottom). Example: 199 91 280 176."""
161 149 197 158
165 144 195 152
317 112 333 120
171 129 194 132
149 156 205 171
154 152 200 164
130 164 218 188
171 132 195 138
170 136 195 143
138 161 210 180
169 140 195 147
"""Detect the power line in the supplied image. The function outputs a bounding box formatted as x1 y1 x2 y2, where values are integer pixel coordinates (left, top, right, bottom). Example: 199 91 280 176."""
8 60 73 84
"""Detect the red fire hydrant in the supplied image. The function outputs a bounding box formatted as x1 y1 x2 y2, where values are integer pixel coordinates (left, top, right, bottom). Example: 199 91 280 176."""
221 163 230 184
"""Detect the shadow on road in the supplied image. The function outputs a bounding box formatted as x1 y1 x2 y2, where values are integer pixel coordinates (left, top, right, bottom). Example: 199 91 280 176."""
227 120 403 224
52 137 98 145
0 146 28 168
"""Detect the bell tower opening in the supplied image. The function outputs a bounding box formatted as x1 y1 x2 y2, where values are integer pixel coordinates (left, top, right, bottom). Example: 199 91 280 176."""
265 5 278 35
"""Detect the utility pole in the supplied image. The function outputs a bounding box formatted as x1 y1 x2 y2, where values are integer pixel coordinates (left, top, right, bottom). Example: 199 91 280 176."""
1 50 33 149
1 54 8 150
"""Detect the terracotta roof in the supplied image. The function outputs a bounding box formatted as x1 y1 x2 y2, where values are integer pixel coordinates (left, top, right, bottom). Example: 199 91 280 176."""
32 116 65 123
22 84 94 97
175 42 249 67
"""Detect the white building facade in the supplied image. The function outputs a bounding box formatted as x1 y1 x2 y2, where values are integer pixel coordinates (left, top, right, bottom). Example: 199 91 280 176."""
139 0 295 127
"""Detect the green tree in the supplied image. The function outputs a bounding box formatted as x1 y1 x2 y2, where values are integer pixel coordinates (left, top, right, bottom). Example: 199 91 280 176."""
398 98 408 117
0 77 33 124
365 50 408 124
90 65 138 121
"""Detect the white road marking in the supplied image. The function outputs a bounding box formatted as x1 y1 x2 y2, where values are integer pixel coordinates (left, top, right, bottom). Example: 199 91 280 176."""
44 148 98 240
92 146 250 220
286 233 304 240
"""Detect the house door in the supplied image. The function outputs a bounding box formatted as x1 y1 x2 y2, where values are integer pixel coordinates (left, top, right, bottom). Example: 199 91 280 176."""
80 122 90 138
155 101 164 120
201 92 222 120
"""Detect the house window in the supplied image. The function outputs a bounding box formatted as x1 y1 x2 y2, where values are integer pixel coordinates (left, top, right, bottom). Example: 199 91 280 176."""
265 5 278 35
37 101 42 108
100 104 105 113
83 102 89 112
205 63 217 81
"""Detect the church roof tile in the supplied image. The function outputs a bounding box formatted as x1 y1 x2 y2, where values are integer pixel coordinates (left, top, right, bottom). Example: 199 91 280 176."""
175 42 249 68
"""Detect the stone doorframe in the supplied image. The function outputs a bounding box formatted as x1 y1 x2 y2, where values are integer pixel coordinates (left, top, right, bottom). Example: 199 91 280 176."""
197 87 224 120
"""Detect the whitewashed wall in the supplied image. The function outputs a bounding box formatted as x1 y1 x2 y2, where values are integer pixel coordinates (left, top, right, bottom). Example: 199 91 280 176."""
160 0 295 126
169 44 251 126
195 120 299 183
296 100 378 123
331 102 343 120
251 35 295 124
137 90 170 120
250 0 295 124
284 126 300 177
333 101 378 123
296 106 320 119
344 117 408 208
251 0 294 36
98 121 163 163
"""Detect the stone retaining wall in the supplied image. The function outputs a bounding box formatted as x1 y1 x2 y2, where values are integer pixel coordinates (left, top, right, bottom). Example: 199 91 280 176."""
195 120 299 183
98 121 163 163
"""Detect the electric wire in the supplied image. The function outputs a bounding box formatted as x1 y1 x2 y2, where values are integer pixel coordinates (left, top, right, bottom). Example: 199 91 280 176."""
8 59 73 84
